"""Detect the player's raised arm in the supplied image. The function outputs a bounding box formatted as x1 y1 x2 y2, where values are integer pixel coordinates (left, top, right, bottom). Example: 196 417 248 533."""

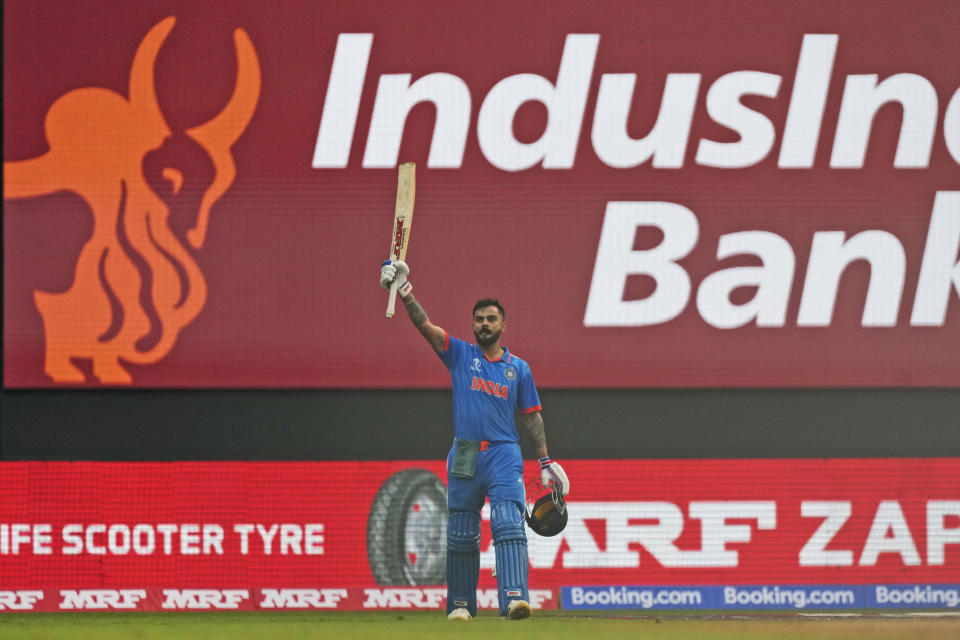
379 260 447 353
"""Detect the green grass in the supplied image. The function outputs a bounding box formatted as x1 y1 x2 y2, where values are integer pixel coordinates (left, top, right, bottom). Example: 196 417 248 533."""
0 611 958 640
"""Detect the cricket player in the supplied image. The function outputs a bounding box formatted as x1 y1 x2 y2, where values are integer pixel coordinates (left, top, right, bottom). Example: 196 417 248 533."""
380 259 570 621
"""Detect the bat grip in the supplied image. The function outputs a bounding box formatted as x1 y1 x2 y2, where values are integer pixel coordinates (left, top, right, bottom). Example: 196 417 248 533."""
385 280 400 318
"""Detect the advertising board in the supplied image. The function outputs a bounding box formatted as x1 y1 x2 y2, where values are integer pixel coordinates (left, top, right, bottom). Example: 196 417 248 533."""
5 1 959 388
2 459 957 611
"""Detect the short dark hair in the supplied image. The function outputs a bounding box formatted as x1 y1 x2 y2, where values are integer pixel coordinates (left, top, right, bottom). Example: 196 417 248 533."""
473 298 505 319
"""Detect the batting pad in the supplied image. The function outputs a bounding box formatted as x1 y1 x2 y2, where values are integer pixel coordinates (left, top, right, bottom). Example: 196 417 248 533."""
491 501 529 616
446 510 481 616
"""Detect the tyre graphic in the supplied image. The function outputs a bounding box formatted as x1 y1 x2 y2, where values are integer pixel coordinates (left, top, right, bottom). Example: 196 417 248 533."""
367 468 448 585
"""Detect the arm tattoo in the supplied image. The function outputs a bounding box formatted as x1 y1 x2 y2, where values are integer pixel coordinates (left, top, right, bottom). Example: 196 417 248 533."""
403 294 445 352
521 411 548 458
403 295 429 328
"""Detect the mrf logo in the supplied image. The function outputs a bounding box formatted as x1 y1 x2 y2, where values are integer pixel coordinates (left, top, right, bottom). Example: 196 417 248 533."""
363 588 446 609
60 589 147 610
391 216 406 259
258 588 347 609
0 591 44 611
161 589 249 610
3 17 261 384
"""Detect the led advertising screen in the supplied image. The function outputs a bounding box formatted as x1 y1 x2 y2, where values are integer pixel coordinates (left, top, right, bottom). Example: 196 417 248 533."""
1 459 958 612
5 1 960 388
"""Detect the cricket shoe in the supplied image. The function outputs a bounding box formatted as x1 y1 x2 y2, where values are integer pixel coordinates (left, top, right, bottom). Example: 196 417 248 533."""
447 608 472 621
505 599 532 620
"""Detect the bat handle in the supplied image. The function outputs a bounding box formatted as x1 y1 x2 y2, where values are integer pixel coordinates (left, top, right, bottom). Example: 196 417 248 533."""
385 280 400 318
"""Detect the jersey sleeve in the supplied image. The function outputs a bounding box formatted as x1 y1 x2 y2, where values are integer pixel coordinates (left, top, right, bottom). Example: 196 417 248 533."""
517 361 542 414
437 332 460 370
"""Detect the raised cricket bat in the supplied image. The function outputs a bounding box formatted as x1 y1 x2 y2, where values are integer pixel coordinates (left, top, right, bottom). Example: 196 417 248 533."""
386 162 416 318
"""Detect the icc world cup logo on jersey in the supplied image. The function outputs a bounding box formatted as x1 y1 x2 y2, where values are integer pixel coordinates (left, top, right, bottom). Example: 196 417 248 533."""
3 17 261 384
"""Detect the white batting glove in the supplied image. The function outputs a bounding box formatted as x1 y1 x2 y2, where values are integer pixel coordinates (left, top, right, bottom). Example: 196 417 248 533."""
539 457 570 497
380 260 413 297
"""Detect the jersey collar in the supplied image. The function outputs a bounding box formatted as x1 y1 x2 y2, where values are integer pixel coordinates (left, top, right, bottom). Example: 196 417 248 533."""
480 346 510 363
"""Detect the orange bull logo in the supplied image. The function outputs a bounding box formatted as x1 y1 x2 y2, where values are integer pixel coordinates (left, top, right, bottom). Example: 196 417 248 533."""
3 17 260 384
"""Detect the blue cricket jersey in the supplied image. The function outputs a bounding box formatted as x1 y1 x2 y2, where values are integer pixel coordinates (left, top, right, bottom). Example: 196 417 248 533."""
437 333 542 442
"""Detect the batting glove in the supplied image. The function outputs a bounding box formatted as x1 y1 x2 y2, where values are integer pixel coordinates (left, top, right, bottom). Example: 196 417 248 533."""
380 260 413 297
539 457 570 497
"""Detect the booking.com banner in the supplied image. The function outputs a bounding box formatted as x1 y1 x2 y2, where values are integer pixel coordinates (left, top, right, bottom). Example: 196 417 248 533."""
4 1 960 388
561 584 960 611
1 459 958 612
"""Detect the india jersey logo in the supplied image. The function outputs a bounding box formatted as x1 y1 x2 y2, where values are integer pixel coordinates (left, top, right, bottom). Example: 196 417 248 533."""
470 358 482 372
471 376 509 399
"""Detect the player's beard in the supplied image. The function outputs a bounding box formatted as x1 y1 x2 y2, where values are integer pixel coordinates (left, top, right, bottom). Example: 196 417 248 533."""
474 328 501 348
